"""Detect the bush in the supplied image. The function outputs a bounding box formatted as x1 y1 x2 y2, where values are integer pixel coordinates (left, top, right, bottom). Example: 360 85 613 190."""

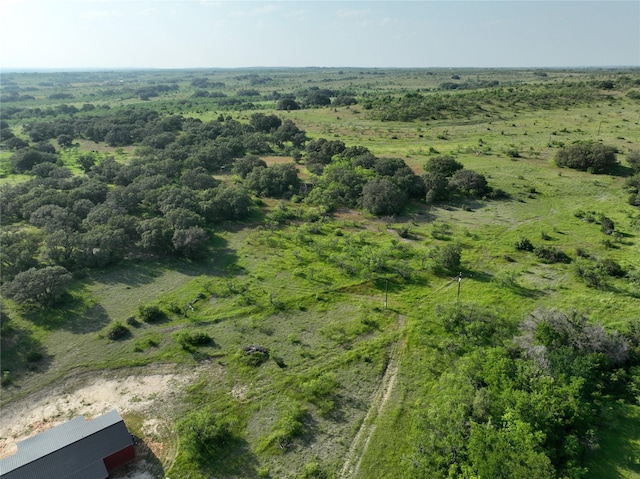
600 215 615 235
177 331 213 351
26 351 43 362
259 402 306 452
515 237 534 252
107 322 130 340
627 150 640 173
599 258 625 277
534 246 571 264
429 243 462 273
138 305 165 323
555 142 618 174
176 407 234 458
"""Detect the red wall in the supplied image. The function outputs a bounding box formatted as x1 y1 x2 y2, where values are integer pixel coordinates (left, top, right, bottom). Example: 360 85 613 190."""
103 445 135 472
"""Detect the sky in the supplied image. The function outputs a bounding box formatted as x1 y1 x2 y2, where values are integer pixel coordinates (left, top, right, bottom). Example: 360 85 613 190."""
1 0 639 70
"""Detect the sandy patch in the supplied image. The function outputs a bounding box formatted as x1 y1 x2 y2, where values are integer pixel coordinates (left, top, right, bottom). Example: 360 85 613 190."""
0 367 198 461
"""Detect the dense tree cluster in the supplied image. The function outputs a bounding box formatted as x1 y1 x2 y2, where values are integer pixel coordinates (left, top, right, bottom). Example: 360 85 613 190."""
369 82 603 122
1 111 311 305
410 305 637 479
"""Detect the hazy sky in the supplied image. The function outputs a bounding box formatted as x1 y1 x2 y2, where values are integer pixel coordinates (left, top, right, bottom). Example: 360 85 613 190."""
1 0 639 70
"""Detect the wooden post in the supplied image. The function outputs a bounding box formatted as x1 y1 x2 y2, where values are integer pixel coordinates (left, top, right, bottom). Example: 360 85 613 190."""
457 272 462 302
384 279 389 309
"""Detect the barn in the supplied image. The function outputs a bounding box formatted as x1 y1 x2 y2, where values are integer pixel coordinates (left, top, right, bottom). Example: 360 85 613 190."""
0 410 135 479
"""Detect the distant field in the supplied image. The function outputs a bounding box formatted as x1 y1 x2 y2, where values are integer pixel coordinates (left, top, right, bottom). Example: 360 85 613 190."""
1 67 639 479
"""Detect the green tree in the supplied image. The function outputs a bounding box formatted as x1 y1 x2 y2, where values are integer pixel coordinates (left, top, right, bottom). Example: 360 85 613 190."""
5 266 72 306
276 97 301 111
467 416 554 479
555 142 618 174
172 226 208 259
176 406 233 459
449 169 490 196
232 155 267 179
361 178 407 216
422 171 450 203
424 155 464 177
250 113 282 133
627 149 640 173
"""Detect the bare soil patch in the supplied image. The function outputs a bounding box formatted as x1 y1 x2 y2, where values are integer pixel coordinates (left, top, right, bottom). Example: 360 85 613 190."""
0 364 207 478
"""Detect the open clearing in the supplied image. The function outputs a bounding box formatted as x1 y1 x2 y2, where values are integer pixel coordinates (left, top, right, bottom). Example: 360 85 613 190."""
0 364 208 476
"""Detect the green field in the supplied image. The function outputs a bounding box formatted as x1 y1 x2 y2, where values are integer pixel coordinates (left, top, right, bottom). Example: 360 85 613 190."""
1 67 639 479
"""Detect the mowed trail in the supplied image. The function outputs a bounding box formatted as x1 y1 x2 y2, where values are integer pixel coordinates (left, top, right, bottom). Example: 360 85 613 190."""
339 315 405 479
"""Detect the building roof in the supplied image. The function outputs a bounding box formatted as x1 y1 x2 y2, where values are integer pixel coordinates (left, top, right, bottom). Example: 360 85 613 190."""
0 410 133 479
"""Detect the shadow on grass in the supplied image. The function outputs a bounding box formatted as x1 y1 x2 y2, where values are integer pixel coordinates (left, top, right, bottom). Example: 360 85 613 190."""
585 403 640 479
198 437 261 478
23 293 111 334
89 234 241 288
0 321 51 381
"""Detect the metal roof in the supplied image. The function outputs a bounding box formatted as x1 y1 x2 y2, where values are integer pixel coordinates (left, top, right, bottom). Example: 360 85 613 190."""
0 410 133 479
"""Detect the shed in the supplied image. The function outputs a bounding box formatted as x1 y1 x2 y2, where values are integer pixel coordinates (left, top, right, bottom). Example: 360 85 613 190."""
0 410 135 479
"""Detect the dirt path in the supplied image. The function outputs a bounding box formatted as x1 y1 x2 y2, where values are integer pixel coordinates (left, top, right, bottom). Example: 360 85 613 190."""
339 315 405 479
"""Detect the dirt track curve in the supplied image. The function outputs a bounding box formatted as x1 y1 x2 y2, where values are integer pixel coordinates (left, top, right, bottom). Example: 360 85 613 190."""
339 315 405 479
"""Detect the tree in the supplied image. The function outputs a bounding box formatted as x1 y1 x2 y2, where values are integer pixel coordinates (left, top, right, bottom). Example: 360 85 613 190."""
244 163 300 198
0 229 41 283
10 148 57 173
180 167 219 190
172 226 208 259
249 113 282 133
77 154 96 173
5 266 72 306
276 97 301 111
232 155 267 178
555 142 618 174
137 218 173 254
627 149 640 173
422 171 450 203
56 134 74 148
374 157 407 177
429 243 462 273
202 184 253 221
176 406 233 458
361 178 407 216
273 119 306 147
449 169 490 196
468 417 554 479
305 138 346 174
424 155 464 177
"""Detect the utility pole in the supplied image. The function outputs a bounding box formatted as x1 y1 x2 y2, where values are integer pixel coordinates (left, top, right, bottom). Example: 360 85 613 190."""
457 272 462 302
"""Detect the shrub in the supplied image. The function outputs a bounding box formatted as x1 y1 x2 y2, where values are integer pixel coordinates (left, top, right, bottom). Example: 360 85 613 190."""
138 304 165 323
600 215 615 235
299 372 339 415
177 331 213 351
176 407 233 458
599 258 625 277
627 150 640 173
429 243 462 273
555 142 618 174
107 322 130 340
534 246 571 264
515 237 534 252
26 351 43 362
259 402 306 452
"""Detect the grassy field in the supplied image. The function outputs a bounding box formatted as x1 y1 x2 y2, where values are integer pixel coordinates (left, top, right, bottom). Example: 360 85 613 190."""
1 68 639 478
